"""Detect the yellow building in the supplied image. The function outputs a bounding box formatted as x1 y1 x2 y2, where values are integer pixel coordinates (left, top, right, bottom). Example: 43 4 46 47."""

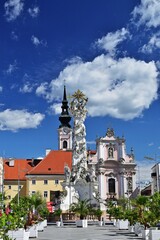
3 85 73 208
4 150 72 207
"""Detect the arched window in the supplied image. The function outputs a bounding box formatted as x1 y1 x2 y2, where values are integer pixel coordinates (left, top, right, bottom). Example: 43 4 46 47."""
108 178 115 193
63 140 67 149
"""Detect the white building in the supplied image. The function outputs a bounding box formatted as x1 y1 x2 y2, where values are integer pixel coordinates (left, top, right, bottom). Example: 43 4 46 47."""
88 128 137 202
151 163 160 194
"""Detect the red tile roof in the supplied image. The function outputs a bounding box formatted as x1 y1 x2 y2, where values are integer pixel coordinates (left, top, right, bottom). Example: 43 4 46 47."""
27 150 72 175
4 150 72 180
4 159 33 180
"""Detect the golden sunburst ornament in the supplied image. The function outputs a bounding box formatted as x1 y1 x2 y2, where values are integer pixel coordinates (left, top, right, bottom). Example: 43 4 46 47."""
72 89 88 101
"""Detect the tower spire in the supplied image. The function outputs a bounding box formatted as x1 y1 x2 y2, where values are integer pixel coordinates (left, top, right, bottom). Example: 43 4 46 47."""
59 85 71 128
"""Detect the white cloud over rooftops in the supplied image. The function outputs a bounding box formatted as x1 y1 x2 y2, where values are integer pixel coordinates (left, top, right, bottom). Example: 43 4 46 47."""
0 109 45 132
36 54 158 120
4 0 24 22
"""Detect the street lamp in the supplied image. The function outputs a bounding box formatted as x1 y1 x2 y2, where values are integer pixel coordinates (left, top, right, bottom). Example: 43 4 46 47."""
144 155 160 162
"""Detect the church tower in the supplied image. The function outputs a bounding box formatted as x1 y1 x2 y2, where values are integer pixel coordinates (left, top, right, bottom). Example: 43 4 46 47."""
58 85 72 150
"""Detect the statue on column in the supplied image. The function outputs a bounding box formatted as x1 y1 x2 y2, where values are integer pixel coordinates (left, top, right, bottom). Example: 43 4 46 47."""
70 89 88 180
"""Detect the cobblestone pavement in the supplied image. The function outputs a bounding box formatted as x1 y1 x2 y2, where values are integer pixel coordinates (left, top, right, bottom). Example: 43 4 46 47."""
36 225 142 240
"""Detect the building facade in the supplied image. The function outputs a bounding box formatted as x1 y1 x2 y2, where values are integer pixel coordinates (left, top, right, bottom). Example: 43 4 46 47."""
151 163 160 194
88 128 137 202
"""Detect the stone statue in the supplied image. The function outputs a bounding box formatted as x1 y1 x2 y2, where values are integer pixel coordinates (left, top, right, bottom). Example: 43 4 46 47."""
70 90 88 178
108 147 113 158
64 165 71 183
90 166 96 182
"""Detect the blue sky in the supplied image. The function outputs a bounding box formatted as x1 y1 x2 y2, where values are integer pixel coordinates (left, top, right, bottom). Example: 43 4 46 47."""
1 0 160 184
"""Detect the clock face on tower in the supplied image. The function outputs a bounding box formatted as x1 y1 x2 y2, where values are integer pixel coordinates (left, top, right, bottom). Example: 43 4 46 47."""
62 127 70 134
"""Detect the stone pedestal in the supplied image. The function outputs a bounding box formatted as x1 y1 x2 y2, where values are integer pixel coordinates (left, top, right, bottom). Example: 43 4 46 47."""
61 179 99 210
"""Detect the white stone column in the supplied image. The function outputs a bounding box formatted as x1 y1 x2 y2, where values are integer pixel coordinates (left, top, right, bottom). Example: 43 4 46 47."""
98 171 106 200
70 90 88 172
132 173 136 192
121 142 126 159
97 142 103 160
123 175 128 196
119 173 125 197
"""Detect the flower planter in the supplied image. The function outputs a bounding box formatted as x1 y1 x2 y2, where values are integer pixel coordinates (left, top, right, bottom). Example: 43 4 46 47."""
134 223 144 236
128 225 134 233
117 219 129 230
99 221 103 226
76 220 88 228
42 219 47 228
141 229 150 240
28 224 38 238
7 228 29 240
149 229 160 240
113 219 116 226
56 221 61 227
37 221 44 231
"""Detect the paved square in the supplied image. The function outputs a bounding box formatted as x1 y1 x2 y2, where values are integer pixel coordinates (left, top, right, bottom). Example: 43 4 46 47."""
37 225 142 240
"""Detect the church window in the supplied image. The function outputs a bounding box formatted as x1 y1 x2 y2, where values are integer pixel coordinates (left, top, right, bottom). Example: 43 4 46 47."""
8 185 11 189
63 140 67 149
108 178 115 193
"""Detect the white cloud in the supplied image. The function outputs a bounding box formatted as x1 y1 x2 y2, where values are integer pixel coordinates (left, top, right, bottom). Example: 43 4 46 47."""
4 0 24 22
86 141 96 145
36 82 49 98
19 82 33 93
95 28 130 55
31 35 47 47
28 6 40 18
36 54 158 120
148 142 154 147
0 87 3 92
0 109 45 132
140 32 160 53
137 162 153 186
132 0 160 28
5 60 17 74
11 31 18 41
49 103 61 115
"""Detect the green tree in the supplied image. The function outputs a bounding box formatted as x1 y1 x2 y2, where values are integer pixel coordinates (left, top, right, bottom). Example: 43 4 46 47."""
70 199 90 220
132 195 151 229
